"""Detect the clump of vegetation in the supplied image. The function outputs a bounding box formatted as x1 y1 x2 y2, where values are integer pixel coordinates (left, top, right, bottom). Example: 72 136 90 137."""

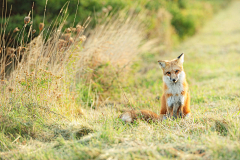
75 12 144 105
3 0 231 52
0 3 89 151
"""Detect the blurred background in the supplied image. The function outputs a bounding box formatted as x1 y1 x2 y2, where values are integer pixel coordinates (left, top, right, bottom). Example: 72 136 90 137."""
2 0 230 48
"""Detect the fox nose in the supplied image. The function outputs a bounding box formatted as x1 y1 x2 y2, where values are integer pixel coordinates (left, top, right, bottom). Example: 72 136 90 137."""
172 79 176 82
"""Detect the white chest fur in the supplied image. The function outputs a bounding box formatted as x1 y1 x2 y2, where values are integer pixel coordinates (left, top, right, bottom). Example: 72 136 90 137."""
163 71 185 107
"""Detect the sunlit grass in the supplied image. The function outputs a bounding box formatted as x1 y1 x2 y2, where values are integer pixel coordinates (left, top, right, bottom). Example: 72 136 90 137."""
1 1 240 159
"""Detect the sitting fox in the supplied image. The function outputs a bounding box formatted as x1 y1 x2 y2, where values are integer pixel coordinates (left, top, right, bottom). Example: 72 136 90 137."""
120 53 191 122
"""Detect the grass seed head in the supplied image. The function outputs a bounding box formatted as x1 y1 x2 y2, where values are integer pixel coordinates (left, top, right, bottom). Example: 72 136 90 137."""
13 27 19 33
39 23 44 32
107 5 113 11
8 87 14 92
79 35 86 42
58 39 67 50
10 53 15 58
76 25 83 34
65 28 71 33
102 7 108 13
16 47 26 55
24 16 31 24
61 33 71 41
6 47 16 55
71 28 76 32
68 37 74 46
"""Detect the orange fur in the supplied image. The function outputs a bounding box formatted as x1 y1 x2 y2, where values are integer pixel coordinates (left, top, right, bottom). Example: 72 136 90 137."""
120 53 191 123
159 73 190 119
119 109 160 123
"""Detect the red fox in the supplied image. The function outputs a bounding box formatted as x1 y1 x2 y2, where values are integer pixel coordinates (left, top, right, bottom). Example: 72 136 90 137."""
120 53 191 122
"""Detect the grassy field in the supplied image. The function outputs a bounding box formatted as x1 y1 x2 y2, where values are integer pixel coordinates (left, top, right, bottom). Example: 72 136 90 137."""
1 1 240 159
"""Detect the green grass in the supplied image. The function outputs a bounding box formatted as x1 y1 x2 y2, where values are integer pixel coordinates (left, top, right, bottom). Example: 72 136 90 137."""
1 1 240 159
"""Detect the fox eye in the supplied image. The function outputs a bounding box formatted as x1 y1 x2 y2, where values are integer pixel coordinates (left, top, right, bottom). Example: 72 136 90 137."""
166 72 171 75
175 70 179 73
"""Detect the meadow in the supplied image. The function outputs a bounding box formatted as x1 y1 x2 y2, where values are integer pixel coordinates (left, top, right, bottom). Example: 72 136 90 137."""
1 0 240 159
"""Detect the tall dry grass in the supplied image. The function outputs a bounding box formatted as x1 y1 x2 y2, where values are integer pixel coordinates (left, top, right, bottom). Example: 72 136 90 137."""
72 11 145 104
0 4 90 144
0 4 145 148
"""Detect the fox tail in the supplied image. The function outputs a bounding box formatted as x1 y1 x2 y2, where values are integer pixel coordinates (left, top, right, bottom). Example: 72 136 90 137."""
119 109 191 123
119 109 165 123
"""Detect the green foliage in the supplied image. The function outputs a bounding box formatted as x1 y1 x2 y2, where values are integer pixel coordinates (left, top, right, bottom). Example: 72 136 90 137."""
168 5 196 38
2 0 231 45
3 0 124 33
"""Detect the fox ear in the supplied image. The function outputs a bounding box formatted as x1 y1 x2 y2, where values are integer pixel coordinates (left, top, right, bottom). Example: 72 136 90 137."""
158 60 166 68
177 53 184 64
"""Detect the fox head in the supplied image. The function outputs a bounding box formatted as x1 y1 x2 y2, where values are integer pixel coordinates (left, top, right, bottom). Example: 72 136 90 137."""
158 53 185 83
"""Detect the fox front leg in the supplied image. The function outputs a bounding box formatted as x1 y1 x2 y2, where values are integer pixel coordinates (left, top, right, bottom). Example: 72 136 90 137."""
166 106 173 119
179 106 183 118
173 104 178 119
